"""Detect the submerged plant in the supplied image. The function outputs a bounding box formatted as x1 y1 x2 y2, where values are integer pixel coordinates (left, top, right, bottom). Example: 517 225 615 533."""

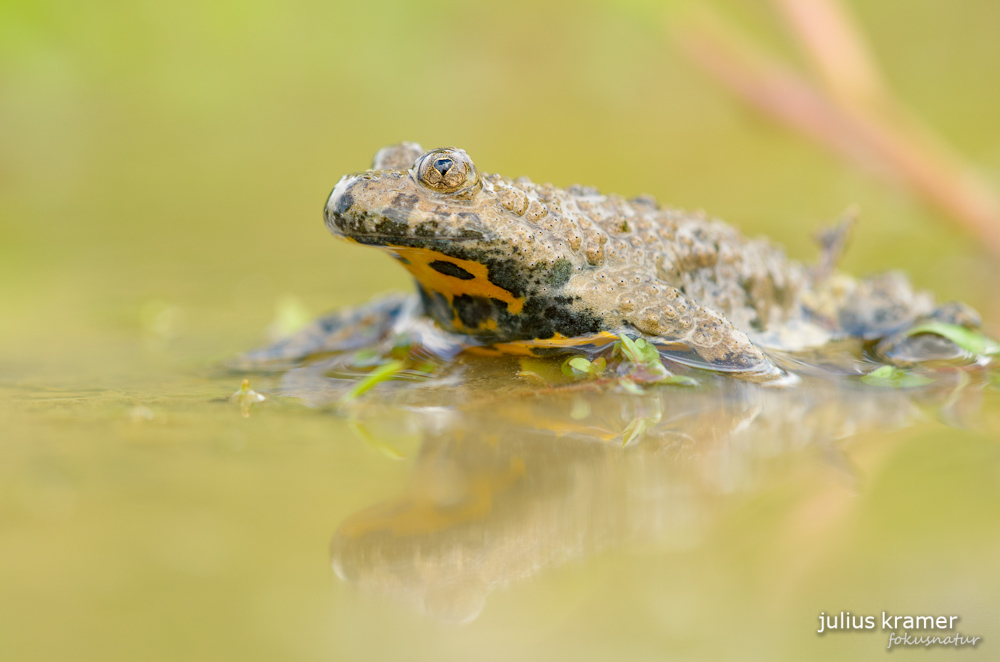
561 356 607 379
334 333 446 403
613 334 698 390
340 360 407 403
860 365 933 388
521 333 699 391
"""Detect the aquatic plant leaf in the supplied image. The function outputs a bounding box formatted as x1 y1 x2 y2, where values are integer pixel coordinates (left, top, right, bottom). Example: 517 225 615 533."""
860 365 933 388
561 357 582 377
562 356 607 379
902 322 1000 356
340 360 406 402
657 375 699 387
866 365 894 380
615 333 676 384
618 334 645 366
634 338 662 366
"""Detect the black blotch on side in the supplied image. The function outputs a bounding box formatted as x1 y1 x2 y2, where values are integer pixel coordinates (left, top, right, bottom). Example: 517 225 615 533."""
429 260 475 280
416 283 454 328
453 294 493 329
545 259 573 288
492 297 603 341
483 259 528 298
414 221 440 237
375 216 408 236
332 191 354 216
380 208 410 227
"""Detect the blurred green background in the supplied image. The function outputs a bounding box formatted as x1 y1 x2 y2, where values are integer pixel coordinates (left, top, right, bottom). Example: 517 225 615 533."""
2 1 1000 660
3 0 999 368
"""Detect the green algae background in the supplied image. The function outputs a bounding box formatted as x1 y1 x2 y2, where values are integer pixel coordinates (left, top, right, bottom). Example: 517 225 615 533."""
2 1 1000 660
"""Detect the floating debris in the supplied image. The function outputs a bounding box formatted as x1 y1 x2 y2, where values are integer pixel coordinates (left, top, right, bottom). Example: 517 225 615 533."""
231 379 266 417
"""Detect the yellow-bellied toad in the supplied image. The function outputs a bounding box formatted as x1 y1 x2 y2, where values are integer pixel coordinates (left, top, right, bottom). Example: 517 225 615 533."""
242 143 985 377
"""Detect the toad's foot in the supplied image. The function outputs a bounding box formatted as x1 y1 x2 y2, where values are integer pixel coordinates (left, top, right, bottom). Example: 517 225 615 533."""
232 293 434 369
625 283 782 378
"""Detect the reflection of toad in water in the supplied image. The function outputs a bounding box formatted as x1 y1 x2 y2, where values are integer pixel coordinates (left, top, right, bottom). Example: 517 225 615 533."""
329 379 963 623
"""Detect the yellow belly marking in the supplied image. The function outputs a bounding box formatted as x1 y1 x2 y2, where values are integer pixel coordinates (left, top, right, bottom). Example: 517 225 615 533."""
490 331 620 355
384 245 525 315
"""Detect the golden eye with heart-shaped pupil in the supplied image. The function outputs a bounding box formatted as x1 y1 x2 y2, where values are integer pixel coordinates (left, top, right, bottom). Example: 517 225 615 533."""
415 148 478 194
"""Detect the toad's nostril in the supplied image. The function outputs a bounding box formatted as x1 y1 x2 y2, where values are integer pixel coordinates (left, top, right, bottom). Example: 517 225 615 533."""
433 158 454 176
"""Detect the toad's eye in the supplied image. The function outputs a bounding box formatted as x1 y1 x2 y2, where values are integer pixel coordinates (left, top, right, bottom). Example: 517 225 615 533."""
415 147 479 194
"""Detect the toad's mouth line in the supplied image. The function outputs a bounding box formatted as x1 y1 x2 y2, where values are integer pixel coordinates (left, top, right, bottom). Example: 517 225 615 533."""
335 233 487 242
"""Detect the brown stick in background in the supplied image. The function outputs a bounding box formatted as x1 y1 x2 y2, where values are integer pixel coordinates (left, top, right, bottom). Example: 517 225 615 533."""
672 0 1000 259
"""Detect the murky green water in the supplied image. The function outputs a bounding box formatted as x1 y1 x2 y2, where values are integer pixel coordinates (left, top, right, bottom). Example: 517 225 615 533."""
5 340 1000 661
3 1 1000 660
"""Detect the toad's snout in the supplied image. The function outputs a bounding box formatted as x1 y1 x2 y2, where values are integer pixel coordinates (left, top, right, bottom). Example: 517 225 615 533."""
323 174 362 238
